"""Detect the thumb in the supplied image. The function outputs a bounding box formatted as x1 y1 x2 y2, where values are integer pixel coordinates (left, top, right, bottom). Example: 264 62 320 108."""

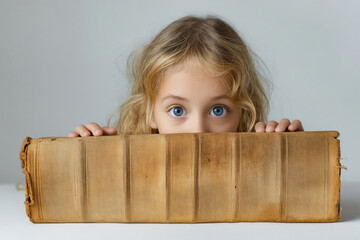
101 127 118 135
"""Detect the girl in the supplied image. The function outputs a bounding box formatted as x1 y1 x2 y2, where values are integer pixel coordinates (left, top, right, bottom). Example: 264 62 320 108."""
68 15 304 137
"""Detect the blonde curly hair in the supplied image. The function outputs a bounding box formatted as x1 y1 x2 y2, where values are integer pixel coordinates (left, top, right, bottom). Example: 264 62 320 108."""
107 15 272 134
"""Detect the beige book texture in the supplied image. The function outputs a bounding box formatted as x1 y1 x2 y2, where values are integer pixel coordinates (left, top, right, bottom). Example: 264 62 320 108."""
19 131 342 223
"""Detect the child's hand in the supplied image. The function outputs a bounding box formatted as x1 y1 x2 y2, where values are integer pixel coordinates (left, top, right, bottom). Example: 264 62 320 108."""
68 122 118 137
254 119 304 133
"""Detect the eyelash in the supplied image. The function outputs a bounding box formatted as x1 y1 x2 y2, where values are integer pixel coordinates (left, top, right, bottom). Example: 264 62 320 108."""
167 105 230 118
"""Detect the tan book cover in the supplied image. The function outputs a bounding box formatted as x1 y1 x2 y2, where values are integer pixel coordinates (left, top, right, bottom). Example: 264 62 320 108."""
19 131 342 223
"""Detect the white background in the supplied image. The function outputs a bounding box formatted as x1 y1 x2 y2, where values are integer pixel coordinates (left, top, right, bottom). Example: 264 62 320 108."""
0 0 359 183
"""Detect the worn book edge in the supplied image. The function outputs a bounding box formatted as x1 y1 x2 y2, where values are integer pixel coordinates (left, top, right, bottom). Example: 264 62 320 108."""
19 131 344 223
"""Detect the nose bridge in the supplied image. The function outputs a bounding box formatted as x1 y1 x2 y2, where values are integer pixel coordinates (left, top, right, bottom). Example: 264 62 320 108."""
189 112 208 133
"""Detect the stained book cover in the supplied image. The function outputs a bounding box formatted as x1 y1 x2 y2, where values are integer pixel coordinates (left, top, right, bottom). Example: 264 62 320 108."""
19 131 342 223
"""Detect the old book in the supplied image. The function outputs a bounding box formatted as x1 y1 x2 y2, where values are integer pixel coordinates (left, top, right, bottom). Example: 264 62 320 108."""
19 131 342 223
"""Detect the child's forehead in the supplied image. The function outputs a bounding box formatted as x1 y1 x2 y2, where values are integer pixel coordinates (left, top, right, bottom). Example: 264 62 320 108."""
159 65 232 97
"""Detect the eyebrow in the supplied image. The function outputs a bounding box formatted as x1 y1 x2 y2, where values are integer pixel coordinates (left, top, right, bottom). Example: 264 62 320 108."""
161 94 230 103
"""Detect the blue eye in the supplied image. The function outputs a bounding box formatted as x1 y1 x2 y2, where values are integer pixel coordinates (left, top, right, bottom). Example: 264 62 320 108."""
210 106 227 117
170 106 185 117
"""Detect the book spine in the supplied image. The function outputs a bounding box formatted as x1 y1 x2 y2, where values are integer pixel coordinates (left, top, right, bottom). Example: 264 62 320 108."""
19 136 34 219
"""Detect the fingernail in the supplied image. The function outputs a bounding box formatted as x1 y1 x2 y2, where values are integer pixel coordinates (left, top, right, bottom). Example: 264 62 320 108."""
82 132 89 136
95 130 102 135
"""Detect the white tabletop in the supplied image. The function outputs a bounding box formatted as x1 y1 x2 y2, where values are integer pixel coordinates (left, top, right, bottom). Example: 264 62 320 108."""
0 182 359 240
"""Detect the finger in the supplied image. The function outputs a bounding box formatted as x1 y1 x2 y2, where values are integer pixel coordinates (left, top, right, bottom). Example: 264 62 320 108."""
68 131 79 137
265 120 278 133
86 122 103 136
101 127 118 135
75 125 91 137
288 119 304 131
254 122 266 132
275 118 291 132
